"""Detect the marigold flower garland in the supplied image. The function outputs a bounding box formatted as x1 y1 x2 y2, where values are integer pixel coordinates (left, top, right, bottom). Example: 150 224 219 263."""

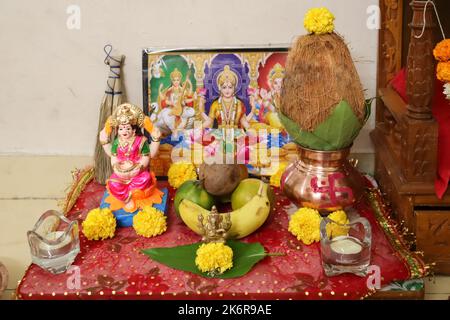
167 162 197 189
436 61 450 83
434 39 450 62
433 39 450 100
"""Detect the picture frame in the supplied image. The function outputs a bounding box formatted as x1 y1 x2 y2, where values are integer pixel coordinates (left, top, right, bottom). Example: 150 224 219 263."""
142 47 296 177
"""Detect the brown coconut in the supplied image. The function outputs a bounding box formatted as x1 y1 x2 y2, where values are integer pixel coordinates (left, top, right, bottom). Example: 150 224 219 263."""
280 32 365 132
199 164 248 196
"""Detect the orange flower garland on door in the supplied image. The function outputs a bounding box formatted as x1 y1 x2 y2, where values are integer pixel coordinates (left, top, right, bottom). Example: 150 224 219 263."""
433 38 450 100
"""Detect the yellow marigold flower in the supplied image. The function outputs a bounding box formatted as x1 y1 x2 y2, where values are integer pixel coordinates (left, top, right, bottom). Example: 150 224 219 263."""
195 242 233 275
133 207 167 238
433 39 450 62
437 61 450 82
288 207 322 245
269 162 288 187
167 162 197 189
304 7 335 35
82 208 116 241
326 210 349 238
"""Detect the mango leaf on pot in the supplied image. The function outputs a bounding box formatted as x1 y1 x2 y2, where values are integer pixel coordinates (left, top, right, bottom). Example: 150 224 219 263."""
280 99 372 151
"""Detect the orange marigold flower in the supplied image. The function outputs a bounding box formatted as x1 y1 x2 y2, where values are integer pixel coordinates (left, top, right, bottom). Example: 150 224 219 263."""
437 61 450 82
433 39 450 62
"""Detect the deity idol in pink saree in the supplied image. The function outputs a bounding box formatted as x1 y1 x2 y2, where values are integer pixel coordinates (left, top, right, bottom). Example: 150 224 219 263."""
99 103 163 213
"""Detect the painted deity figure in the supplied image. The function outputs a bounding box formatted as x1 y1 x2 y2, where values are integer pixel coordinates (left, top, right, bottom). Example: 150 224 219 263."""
99 103 163 212
251 63 285 129
155 68 195 136
200 65 254 130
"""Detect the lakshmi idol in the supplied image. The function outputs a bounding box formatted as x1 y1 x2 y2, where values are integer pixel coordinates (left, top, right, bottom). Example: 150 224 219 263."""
99 103 163 214
201 65 254 130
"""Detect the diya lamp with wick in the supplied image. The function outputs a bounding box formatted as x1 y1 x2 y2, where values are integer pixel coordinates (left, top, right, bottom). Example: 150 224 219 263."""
320 214 372 276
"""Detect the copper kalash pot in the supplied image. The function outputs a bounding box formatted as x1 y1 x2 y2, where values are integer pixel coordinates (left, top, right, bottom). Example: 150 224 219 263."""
280 145 366 214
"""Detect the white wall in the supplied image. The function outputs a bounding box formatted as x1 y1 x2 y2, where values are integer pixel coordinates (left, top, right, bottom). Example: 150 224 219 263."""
0 0 378 155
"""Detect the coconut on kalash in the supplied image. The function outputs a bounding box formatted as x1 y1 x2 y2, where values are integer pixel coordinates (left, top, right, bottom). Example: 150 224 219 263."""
279 8 371 214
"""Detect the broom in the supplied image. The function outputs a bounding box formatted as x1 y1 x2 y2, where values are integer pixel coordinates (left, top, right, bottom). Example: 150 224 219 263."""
94 45 126 184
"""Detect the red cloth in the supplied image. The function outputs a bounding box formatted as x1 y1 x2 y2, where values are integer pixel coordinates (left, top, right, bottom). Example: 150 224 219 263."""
17 180 425 300
390 69 450 198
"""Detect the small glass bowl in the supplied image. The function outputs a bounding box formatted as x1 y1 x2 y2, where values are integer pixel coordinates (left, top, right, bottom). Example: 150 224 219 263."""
27 210 80 274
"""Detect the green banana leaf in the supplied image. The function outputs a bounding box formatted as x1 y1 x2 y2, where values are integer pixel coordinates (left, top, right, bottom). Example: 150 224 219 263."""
280 99 372 151
142 240 270 279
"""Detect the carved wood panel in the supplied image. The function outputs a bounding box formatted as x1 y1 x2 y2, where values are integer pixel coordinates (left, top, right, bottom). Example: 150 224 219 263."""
406 1 436 120
375 152 415 232
378 0 404 88
416 211 450 273
376 0 404 123
399 119 438 181
373 0 450 275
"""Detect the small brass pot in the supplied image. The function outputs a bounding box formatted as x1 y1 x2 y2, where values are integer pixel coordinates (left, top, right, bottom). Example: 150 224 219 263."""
280 145 365 214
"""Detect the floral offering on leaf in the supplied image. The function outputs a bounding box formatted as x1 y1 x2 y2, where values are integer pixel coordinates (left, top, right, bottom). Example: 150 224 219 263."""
82 208 116 240
288 207 322 245
167 162 197 188
195 242 233 275
133 206 167 238
304 7 335 35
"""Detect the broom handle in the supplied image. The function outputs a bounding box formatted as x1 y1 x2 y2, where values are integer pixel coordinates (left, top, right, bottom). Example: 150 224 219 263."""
109 55 125 109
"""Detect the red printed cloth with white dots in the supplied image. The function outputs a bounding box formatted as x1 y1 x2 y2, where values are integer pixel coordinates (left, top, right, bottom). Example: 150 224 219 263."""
17 180 426 300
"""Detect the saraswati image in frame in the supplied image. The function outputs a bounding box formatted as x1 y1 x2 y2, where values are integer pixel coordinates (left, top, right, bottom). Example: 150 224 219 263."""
142 48 298 176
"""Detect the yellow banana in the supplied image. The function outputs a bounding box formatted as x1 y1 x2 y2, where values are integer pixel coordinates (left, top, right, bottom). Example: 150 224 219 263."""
179 182 271 239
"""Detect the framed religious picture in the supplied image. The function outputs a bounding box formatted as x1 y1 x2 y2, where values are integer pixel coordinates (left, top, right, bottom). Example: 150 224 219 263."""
142 47 299 177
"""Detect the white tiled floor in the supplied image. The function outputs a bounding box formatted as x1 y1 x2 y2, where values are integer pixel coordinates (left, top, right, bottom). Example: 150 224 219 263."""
0 155 448 300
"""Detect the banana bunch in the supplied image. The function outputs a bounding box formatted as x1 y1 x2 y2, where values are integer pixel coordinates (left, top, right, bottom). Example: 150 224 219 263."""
178 181 271 239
